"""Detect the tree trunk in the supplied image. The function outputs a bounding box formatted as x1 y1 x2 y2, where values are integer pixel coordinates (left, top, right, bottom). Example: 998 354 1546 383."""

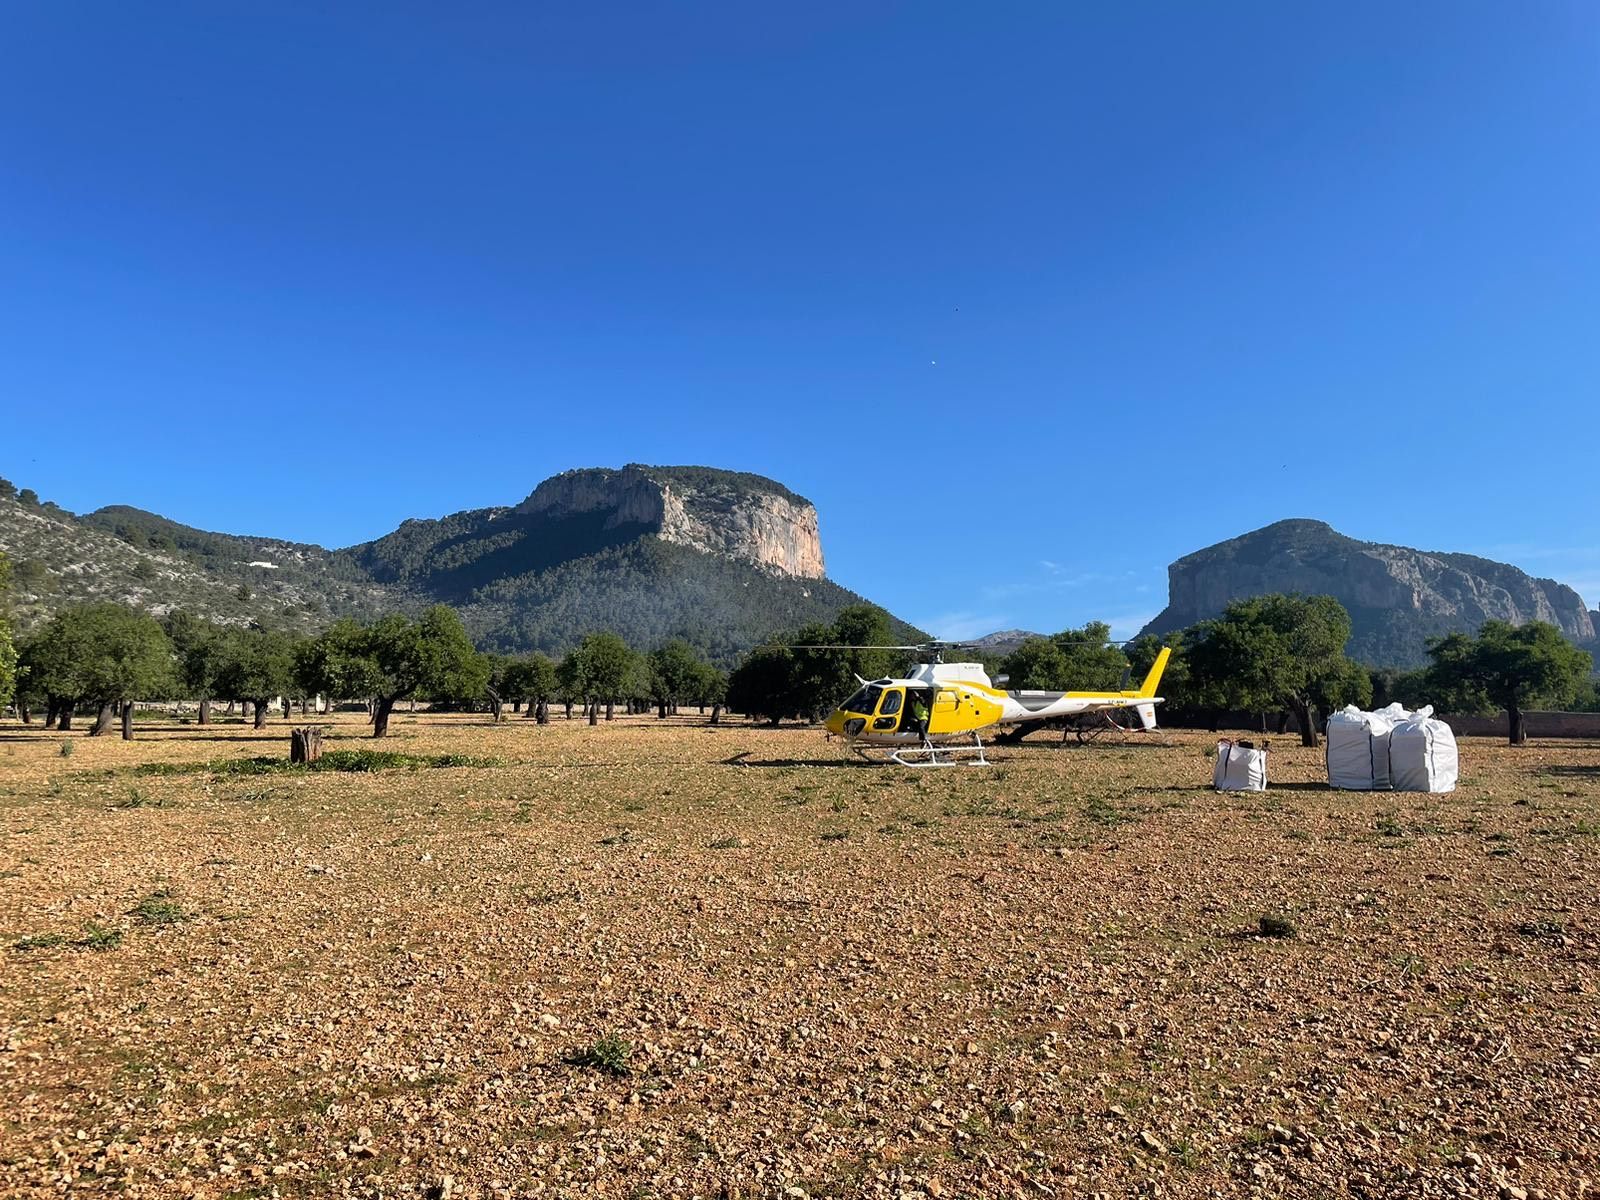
1275 711 1291 735
1508 704 1527 746
373 696 396 739
588 701 598 726
537 699 549 725
44 698 59 729
605 698 615 721
254 700 270 730
1287 697 1318 747
89 702 115 737
19 700 31 724
226 700 235 716
491 696 504 723
657 699 668 719
564 700 573 720
198 697 211 725
58 706 73 732
284 697 293 720
710 703 722 725
121 702 135 741
512 699 521 714
291 726 324 764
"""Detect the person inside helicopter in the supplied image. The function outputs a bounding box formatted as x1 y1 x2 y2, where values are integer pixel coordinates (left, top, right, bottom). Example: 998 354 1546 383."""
907 690 931 742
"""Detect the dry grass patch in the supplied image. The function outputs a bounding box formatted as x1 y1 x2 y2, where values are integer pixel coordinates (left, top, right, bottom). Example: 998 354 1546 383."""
0 711 1597 1197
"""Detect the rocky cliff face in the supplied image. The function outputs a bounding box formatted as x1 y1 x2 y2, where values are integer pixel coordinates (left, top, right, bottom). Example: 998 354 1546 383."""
519 465 825 580
1141 519 1596 666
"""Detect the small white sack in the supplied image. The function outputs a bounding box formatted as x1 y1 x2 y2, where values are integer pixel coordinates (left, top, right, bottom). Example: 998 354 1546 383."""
1389 712 1458 793
1214 740 1268 791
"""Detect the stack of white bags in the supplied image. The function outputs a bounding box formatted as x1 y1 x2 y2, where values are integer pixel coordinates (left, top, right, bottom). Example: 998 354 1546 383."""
1326 703 1458 793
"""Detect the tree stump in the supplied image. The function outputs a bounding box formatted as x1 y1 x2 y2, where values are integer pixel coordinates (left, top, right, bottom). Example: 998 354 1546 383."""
290 726 325 765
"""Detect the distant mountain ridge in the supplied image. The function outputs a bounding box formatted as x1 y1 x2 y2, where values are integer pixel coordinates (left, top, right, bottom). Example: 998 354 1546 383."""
0 465 915 663
1139 518 1598 667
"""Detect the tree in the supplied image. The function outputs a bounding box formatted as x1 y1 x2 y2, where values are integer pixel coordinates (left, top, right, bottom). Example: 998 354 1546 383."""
689 659 728 721
1184 594 1356 747
325 606 486 738
17 625 80 728
1307 654 1374 717
213 627 297 730
555 651 584 720
32 604 175 739
648 639 710 717
18 488 39 506
501 653 558 722
296 619 379 716
0 478 15 501
1127 633 1187 694
572 631 635 721
726 644 799 725
163 610 223 723
999 638 1071 689
1426 620 1592 745
723 605 907 726
1051 622 1129 690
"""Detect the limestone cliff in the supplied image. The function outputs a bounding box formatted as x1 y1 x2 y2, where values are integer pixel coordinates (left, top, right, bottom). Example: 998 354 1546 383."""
1140 519 1596 666
518 465 825 579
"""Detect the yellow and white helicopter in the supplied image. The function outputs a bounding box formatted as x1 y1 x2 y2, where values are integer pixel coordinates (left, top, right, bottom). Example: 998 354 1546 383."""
820 642 1172 766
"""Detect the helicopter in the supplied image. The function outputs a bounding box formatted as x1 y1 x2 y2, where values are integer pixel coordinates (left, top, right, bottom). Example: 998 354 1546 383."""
817 641 1172 766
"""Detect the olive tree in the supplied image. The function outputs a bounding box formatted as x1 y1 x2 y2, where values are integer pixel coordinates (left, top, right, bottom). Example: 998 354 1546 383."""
320 606 487 738
1184 594 1357 747
213 627 297 730
1426 620 1592 745
29 604 175 739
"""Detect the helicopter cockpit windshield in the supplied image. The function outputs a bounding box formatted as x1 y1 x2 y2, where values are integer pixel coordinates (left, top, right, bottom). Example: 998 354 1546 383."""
840 685 883 715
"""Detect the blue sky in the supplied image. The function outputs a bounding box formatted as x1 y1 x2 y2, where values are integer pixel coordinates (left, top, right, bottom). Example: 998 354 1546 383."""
4 3 1598 640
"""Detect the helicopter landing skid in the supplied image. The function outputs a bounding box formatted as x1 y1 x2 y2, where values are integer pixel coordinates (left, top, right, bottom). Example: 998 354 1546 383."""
853 733 990 768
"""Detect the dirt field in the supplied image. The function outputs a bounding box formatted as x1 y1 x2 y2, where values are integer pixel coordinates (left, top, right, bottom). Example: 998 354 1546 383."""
2 713 1596 1199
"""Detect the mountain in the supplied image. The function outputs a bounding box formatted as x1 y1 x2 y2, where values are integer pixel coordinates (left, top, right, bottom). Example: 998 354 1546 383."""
1139 518 1597 666
0 465 916 664
964 629 1042 657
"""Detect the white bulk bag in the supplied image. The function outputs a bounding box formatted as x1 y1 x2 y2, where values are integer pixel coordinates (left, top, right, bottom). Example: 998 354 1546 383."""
1326 704 1407 790
1389 708 1458 793
1214 740 1268 791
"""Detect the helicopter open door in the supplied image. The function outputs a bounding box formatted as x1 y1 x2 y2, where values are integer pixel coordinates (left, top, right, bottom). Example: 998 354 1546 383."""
870 687 905 732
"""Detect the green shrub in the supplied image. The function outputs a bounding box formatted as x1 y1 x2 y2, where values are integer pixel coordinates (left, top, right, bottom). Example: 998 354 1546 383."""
568 1032 632 1076
79 923 123 951
13 932 67 951
130 889 188 926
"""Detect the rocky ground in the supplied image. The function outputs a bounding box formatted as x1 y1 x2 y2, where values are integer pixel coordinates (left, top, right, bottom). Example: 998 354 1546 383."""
1 713 1596 1199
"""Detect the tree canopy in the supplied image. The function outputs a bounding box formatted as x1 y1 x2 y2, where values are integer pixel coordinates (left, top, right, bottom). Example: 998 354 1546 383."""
724 605 901 724
1425 620 1593 744
306 606 488 737
22 604 174 737
213 627 297 728
1184 594 1360 746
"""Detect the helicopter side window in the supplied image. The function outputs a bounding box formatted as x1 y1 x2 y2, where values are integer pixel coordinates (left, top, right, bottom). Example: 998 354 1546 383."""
878 690 902 716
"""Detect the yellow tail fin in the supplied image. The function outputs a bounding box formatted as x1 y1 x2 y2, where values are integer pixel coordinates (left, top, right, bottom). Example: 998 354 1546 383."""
1136 647 1171 698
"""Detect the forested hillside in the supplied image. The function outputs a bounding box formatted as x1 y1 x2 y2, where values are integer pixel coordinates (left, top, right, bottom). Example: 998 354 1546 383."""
0 469 917 665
